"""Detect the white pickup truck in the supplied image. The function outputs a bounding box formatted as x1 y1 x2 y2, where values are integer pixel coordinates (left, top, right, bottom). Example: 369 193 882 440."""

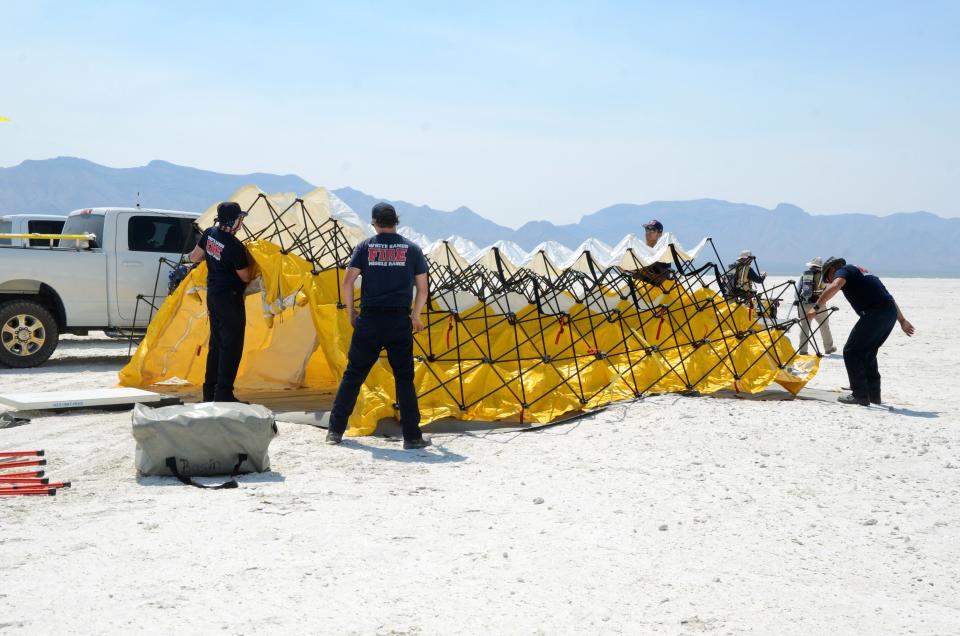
0 213 66 247
0 207 200 368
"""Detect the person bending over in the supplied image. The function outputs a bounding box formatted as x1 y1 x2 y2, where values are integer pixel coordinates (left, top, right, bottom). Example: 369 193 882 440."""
809 257 914 406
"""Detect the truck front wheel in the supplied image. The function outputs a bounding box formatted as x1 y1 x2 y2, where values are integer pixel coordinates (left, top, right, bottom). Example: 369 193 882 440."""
0 300 60 368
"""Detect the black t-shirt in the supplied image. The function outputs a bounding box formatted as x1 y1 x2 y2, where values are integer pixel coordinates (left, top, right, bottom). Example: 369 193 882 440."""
834 264 895 315
199 227 249 294
348 233 428 308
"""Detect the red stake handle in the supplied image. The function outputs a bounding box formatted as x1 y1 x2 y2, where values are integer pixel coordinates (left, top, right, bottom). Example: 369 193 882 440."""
0 488 56 496
0 470 43 478
0 482 69 490
0 450 44 458
0 477 49 484
0 459 46 470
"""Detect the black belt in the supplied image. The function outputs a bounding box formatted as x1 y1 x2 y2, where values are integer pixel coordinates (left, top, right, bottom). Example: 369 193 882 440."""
361 306 410 314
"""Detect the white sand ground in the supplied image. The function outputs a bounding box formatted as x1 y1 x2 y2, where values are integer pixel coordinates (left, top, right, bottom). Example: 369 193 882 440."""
1 278 958 635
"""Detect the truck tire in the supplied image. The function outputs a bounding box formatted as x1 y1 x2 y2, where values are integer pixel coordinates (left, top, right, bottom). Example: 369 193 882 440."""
0 300 60 368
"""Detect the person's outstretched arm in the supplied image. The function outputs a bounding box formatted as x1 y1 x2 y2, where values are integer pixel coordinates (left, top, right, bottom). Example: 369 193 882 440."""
806 277 845 319
895 303 915 336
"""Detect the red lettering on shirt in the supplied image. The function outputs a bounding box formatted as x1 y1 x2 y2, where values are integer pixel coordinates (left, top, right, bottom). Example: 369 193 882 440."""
368 243 408 267
206 236 225 261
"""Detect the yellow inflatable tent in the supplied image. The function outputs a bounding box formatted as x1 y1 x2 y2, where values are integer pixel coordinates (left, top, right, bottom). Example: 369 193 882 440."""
120 187 819 435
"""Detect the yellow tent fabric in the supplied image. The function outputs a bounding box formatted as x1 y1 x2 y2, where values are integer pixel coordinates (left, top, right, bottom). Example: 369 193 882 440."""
121 234 819 436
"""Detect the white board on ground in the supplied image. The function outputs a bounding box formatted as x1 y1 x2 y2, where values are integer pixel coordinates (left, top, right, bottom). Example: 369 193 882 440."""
0 387 167 410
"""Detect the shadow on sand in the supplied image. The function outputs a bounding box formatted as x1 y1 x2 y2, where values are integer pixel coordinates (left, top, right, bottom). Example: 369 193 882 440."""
335 438 467 464
137 470 287 488
0 355 128 375
709 387 941 419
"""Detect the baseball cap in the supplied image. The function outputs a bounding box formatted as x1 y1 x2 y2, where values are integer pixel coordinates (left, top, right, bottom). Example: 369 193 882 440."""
216 201 246 226
372 202 399 227
643 219 663 232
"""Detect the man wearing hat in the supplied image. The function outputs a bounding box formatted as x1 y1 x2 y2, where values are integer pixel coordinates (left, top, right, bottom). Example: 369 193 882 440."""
326 202 431 450
630 219 673 285
808 257 914 406
725 249 766 303
795 256 836 355
189 202 252 402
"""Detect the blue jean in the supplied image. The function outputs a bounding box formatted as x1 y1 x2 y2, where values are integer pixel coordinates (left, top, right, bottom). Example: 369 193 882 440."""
329 308 422 441
843 304 897 401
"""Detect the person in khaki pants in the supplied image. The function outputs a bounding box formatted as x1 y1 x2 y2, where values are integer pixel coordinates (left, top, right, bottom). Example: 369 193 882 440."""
796 256 835 355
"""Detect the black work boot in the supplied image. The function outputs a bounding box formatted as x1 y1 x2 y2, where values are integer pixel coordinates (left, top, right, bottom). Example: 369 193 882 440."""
326 430 343 445
213 389 247 403
838 393 870 406
403 437 432 450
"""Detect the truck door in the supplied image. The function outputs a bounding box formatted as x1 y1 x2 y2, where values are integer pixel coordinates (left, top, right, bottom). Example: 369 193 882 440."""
113 213 197 325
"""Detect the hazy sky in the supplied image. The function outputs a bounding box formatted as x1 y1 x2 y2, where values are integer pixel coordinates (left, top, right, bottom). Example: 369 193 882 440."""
1 1 957 226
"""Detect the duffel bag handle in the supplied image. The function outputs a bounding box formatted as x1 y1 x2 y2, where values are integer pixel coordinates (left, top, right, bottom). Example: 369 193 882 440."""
164 454 248 489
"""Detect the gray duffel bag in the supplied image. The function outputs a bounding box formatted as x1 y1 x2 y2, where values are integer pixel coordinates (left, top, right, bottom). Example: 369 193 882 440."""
132 402 278 488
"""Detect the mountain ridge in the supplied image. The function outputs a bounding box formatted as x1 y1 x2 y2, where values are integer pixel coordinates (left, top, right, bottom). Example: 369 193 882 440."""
1 157 956 276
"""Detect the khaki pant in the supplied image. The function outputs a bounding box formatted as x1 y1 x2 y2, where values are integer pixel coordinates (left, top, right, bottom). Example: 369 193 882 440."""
797 301 834 354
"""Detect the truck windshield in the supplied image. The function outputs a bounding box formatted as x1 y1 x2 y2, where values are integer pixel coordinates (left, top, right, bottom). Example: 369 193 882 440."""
0 219 10 245
63 214 106 248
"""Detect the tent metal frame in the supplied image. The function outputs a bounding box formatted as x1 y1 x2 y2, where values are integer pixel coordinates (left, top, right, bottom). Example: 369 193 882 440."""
154 202 827 420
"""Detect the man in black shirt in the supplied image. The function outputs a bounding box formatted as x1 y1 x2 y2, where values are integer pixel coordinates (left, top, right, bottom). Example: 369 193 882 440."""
189 202 251 402
808 257 914 406
327 202 431 449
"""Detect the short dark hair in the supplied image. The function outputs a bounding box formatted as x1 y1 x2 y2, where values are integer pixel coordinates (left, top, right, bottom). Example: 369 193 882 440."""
372 202 399 227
